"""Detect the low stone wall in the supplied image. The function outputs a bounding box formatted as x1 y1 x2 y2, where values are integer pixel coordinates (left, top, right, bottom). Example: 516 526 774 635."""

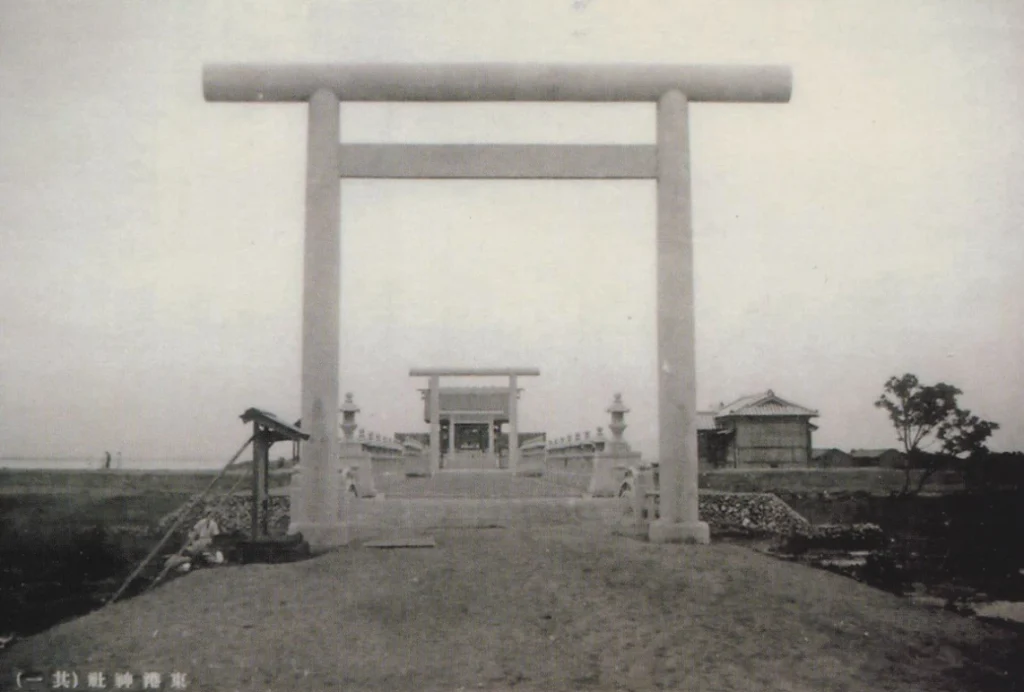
699 468 962 494
545 454 594 474
539 469 593 493
369 456 408 475
157 495 291 541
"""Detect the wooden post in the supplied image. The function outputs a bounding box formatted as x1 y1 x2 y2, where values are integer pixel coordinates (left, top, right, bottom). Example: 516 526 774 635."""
251 423 272 540
508 375 519 473
429 375 441 474
261 440 270 536
633 469 649 533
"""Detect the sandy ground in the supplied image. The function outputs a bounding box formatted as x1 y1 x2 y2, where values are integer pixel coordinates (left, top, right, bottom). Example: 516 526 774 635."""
3 523 1019 692
374 470 588 497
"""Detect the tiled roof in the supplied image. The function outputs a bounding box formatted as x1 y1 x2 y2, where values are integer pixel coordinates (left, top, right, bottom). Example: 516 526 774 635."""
715 390 818 418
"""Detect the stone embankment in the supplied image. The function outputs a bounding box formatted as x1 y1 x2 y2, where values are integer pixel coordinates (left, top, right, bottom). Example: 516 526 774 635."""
157 495 290 542
697 492 811 535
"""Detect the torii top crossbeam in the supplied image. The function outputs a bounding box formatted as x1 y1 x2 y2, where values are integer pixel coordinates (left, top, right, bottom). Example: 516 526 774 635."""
409 367 540 377
203 63 791 103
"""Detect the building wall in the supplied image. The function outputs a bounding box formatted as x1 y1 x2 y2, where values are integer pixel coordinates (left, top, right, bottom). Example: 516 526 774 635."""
728 416 812 468
850 449 908 469
698 431 731 469
812 449 855 468
875 450 907 468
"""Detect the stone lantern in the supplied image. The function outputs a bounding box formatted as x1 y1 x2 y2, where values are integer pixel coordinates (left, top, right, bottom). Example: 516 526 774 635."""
340 392 360 442
588 393 640 497
338 392 375 498
606 393 630 453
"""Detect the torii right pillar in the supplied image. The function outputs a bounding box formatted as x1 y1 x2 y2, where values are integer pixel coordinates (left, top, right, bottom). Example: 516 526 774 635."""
648 88 708 544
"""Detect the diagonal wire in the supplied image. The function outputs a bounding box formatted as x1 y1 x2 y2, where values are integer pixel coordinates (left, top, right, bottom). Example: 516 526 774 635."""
105 435 254 606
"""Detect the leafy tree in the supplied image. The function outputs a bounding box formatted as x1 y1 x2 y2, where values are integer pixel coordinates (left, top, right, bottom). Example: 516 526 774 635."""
874 373 999 495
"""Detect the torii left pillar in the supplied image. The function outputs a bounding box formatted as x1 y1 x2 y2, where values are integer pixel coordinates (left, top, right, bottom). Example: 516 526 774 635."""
291 88 348 549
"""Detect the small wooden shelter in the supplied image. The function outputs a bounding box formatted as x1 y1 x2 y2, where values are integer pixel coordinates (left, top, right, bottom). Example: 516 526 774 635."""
240 408 308 539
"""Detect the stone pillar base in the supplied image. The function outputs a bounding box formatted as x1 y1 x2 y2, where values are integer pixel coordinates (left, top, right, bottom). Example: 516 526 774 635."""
588 453 639 497
287 467 306 528
405 455 432 477
341 444 376 497
515 457 545 477
648 520 710 545
288 522 350 552
515 468 544 477
349 463 376 497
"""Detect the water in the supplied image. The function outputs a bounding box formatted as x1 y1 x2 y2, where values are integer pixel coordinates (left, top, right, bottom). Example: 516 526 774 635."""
974 601 1024 625
0 457 225 471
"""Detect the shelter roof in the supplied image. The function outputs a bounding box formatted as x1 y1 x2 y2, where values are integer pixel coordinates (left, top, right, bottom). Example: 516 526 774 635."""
240 408 309 442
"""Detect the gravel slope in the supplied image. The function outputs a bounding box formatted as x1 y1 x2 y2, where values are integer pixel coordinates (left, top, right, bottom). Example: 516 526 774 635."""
3 524 1019 691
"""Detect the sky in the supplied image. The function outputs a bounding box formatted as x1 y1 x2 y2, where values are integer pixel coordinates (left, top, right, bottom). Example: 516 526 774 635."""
1 0 1021 461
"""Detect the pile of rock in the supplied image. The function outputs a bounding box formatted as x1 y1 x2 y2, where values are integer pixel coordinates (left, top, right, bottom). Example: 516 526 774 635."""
156 495 291 542
698 492 811 536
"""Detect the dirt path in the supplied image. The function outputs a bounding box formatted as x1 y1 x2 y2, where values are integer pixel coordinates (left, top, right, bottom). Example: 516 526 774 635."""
3 524 1019 691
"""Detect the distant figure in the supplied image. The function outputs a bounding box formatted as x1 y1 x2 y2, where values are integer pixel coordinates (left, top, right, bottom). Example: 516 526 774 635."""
104 451 112 469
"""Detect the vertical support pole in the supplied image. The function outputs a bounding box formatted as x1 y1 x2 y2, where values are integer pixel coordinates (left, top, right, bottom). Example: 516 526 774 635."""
508 375 519 473
488 417 496 467
429 375 441 474
252 425 268 540
633 468 649 534
251 423 260 540
261 446 270 537
649 90 709 544
292 87 346 548
449 420 456 454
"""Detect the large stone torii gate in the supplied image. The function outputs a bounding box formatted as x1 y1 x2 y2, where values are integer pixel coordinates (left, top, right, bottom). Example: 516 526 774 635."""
203 63 792 547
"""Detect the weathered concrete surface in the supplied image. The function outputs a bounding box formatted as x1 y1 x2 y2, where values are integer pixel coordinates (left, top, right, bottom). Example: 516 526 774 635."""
293 88 345 545
204 63 792 103
409 367 540 377
651 89 708 544
587 453 640 497
341 497 623 540
337 144 656 179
